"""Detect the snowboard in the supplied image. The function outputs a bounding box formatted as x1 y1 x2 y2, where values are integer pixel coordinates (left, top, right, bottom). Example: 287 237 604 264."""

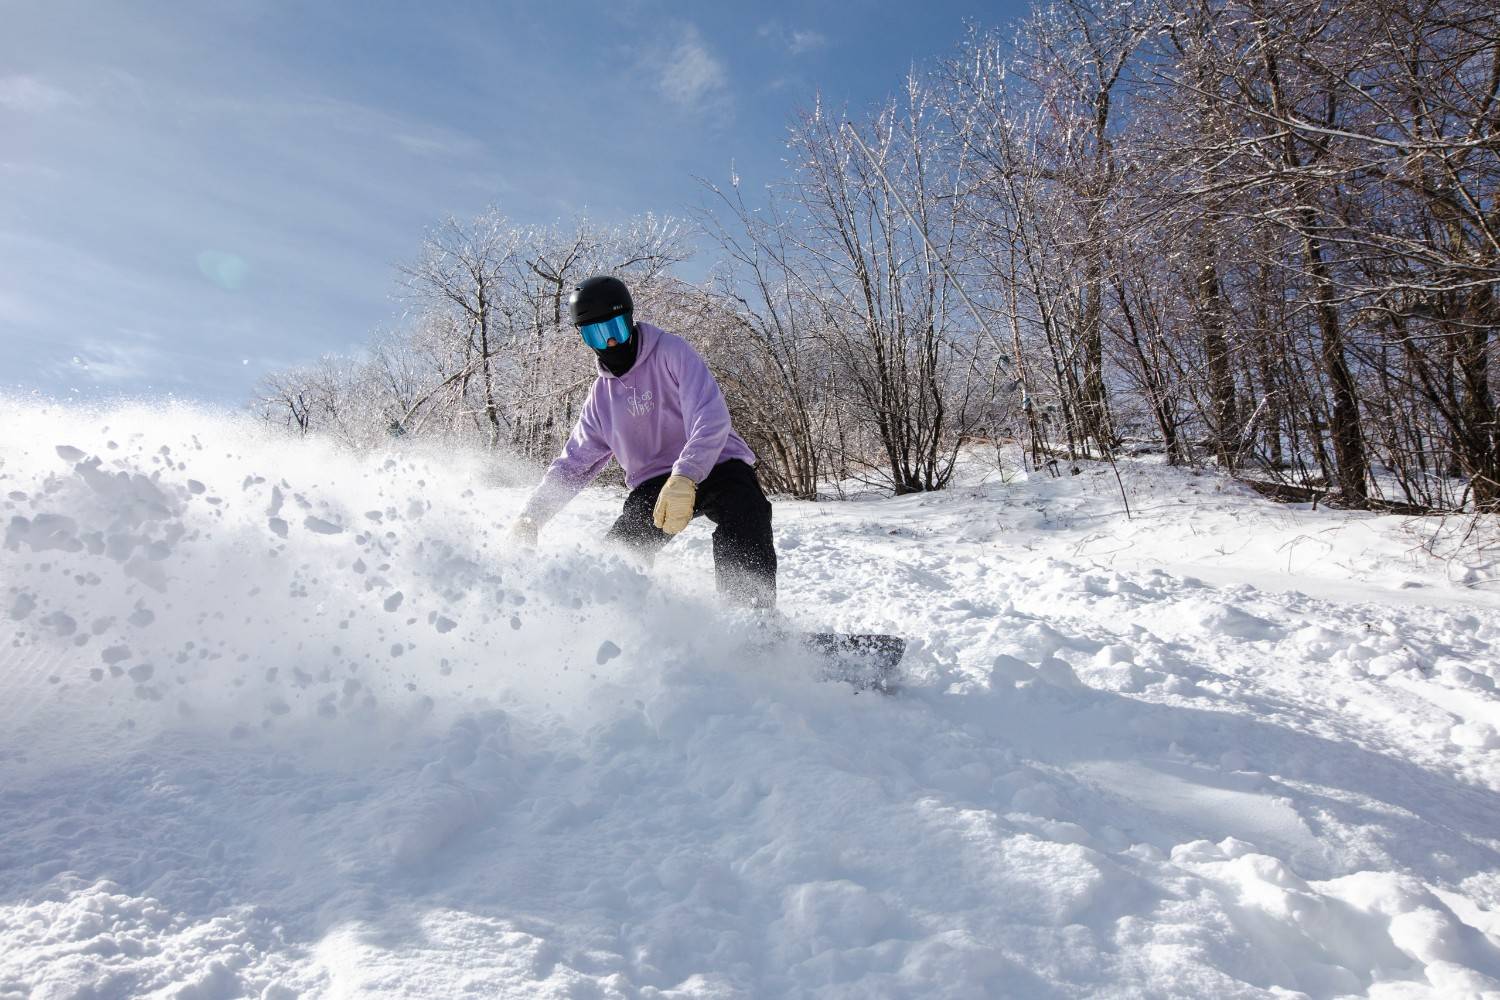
801 632 906 694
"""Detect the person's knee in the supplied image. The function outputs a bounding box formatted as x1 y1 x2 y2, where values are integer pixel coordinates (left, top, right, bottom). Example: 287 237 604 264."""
607 509 664 547
729 489 773 527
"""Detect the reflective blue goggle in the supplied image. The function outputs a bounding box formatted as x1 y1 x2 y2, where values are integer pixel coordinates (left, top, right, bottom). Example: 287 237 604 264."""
579 315 633 350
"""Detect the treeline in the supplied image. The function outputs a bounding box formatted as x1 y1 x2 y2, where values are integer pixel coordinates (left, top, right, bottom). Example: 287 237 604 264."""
255 0 1499 510
253 215 688 460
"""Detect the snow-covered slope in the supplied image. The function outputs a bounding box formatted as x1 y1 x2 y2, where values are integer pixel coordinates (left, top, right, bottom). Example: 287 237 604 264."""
3 399 1500 999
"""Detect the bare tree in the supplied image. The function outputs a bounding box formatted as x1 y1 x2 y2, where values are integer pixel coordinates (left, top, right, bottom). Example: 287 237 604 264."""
398 212 521 448
258 211 690 463
783 85 994 493
694 180 838 498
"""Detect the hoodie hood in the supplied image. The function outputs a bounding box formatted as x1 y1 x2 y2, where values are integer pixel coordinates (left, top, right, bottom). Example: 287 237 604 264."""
595 320 663 379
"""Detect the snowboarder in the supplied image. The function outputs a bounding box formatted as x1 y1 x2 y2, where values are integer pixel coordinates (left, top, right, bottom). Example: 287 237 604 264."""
510 275 777 610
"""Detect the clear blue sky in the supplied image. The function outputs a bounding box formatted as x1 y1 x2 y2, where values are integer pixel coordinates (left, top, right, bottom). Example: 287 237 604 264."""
3 0 1021 404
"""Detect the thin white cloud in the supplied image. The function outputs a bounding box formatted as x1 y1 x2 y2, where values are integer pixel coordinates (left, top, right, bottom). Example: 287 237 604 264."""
757 21 828 56
0 287 47 325
393 131 482 159
56 334 165 384
656 24 729 111
0 75 79 113
788 30 827 55
0 160 65 180
152 89 483 162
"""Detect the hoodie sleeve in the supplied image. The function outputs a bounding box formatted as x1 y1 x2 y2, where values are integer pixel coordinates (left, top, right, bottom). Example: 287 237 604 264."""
666 336 733 483
519 389 613 526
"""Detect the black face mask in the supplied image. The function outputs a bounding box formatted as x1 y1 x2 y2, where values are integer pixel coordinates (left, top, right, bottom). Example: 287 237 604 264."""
594 326 639 377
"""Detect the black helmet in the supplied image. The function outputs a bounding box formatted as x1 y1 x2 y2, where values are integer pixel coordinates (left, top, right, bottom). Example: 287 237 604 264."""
568 275 633 327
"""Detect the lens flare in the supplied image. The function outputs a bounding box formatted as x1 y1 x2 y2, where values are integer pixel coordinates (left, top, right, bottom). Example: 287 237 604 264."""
195 250 249 291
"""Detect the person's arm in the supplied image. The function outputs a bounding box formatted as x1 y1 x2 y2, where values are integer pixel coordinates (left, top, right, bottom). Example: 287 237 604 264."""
667 339 733 483
518 392 613 530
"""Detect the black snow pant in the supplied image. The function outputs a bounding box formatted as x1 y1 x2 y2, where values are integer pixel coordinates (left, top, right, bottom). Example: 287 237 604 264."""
605 458 777 609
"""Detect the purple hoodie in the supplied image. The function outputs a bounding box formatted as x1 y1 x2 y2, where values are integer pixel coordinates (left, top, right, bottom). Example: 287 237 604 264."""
520 321 757 525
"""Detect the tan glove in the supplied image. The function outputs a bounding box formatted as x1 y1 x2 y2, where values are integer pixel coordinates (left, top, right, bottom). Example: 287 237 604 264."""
510 516 538 548
652 475 697 535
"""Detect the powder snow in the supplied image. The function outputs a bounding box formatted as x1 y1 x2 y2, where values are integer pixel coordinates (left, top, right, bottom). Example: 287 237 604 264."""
3 398 1500 998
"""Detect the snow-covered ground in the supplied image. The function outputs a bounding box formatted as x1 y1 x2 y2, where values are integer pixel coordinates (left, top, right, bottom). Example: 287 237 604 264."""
3 398 1500 999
